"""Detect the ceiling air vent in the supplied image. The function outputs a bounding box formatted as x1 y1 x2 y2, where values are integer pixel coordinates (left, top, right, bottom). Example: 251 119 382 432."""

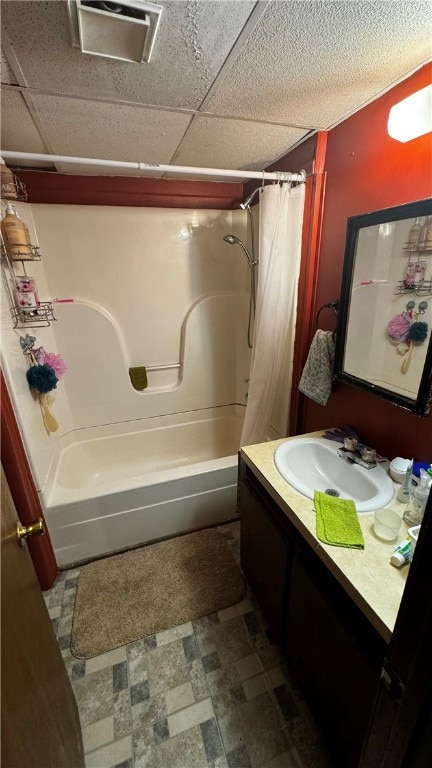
67 0 163 64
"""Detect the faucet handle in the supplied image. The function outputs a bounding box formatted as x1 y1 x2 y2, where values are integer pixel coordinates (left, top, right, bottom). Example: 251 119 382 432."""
361 447 376 464
344 436 358 452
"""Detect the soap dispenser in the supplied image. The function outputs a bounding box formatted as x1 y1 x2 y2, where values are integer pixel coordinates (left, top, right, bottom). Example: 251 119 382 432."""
0 158 17 200
417 217 430 251
406 217 421 250
403 469 431 525
1 203 32 258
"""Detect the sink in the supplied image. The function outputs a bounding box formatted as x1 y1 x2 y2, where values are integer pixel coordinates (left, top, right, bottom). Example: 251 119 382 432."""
274 437 394 513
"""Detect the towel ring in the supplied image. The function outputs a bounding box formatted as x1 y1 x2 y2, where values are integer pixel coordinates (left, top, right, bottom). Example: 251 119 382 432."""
316 299 340 338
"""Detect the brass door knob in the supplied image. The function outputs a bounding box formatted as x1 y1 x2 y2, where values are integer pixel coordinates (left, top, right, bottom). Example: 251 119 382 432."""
17 518 45 546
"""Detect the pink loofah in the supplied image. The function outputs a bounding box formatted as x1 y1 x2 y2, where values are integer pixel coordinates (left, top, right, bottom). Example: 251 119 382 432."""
43 352 67 379
387 314 411 345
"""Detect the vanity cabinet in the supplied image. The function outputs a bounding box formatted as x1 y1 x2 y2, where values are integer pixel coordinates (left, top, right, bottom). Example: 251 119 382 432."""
287 551 386 766
238 456 387 767
238 460 293 641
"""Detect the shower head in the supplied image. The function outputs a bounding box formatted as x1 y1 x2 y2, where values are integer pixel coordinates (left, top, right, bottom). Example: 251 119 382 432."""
223 235 237 245
240 187 261 210
224 234 253 251
223 234 257 268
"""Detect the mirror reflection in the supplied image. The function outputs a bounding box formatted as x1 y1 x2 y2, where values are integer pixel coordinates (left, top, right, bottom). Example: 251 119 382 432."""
335 198 432 415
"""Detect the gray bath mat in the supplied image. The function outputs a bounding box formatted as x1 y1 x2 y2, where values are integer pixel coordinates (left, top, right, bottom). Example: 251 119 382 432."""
71 528 246 659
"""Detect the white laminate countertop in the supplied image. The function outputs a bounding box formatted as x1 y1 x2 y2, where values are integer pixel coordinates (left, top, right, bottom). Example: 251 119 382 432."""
241 430 410 644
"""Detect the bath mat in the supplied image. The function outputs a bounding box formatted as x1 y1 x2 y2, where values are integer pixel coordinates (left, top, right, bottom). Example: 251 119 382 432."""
70 528 246 659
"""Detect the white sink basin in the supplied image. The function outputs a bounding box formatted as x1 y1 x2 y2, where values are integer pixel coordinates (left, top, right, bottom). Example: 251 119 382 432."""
274 437 394 513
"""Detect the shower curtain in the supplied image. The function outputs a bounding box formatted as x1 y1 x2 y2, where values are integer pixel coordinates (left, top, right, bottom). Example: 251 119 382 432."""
240 182 305 446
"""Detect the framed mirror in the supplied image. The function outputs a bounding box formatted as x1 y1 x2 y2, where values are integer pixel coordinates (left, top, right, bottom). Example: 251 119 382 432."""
334 198 432 416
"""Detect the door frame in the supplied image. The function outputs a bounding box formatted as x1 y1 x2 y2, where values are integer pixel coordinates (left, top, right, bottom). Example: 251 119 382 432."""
360 491 432 765
1 371 57 589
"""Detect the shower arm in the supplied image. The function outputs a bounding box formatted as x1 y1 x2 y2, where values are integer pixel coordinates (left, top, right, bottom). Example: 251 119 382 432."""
241 187 261 210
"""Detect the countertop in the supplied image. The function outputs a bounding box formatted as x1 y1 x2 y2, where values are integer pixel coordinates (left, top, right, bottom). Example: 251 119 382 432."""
241 430 410 644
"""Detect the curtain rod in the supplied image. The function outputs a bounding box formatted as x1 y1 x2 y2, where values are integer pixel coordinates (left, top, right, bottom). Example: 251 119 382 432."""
1 151 306 184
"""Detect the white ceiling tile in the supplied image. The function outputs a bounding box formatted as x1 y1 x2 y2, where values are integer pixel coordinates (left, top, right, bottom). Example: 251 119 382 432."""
2 0 430 176
0 89 51 166
206 0 432 128
1 0 256 110
29 94 192 163
1 48 18 84
172 115 308 172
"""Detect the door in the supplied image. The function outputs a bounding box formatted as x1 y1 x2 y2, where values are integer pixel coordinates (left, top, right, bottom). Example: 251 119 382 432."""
1 466 84 768
1 372 58 589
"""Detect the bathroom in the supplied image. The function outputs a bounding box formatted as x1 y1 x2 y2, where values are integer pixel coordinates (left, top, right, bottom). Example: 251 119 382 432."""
1 2 432 767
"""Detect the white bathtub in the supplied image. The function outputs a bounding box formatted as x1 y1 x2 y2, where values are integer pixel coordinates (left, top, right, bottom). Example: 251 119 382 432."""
41 405 244 567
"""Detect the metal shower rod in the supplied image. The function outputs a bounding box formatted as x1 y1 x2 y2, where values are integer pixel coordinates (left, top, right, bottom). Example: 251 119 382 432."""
1 151 306 184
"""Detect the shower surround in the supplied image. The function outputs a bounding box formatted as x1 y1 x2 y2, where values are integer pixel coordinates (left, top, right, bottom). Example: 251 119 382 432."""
1 203 250 565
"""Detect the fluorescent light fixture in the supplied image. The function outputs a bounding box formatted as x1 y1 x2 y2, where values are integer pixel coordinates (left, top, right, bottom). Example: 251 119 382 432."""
67 0 163 64
387 83 432 143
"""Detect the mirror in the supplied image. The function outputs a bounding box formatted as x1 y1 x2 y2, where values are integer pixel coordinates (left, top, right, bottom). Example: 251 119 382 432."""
334 198 432 416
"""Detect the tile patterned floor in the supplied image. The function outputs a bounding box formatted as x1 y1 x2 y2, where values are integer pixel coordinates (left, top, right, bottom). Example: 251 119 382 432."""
45 523 331 768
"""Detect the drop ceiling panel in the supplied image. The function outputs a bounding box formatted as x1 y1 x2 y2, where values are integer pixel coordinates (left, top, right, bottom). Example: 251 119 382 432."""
206 0 432 128
29 94 193 167
1 48 18 84
172 115 309 173
0 89 52 167
2 1 430 177
1 0 256 110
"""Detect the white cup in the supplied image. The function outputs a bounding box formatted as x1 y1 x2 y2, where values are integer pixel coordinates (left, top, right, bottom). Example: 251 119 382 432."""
374 508 401 541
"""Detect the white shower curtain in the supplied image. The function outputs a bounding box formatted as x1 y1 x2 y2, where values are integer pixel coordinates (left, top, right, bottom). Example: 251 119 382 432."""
240 182 305 446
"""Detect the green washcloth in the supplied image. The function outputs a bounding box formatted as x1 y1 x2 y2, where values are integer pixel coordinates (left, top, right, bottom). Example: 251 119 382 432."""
314 491 364 549
129 366 148 391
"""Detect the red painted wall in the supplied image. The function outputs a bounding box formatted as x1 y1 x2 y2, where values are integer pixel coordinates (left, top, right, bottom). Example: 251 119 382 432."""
302 63 432 461
13 171 243 210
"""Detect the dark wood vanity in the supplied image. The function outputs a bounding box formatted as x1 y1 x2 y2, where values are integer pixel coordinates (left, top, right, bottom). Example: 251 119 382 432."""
237 448 405 767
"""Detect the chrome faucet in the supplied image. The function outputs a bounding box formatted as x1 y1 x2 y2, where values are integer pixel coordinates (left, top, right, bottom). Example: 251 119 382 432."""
337 438 377 469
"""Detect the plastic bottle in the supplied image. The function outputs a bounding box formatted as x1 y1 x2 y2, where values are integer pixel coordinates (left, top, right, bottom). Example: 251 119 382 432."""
417 217 430 250
425 217 432 250
1 203 32 259
397 460 412 503
0 158 17 200
406 217 421 250
403 469 431 525
14 275 40 313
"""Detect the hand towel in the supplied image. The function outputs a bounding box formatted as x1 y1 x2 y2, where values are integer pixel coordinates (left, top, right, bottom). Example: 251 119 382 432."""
129 366 148 391
299 330 335 406
314 491 364 549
